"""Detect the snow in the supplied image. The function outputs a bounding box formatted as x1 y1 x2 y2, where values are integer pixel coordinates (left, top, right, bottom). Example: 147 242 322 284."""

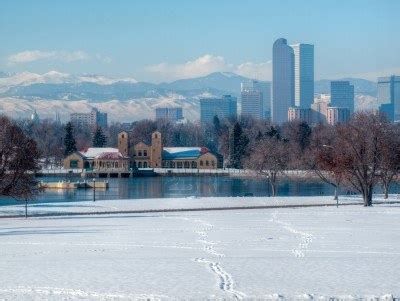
0 71 138 92
82 147 120 158
0 96 200 122
0 196 399 299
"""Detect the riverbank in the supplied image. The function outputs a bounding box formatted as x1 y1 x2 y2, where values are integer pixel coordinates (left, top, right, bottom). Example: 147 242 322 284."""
2 194 400 218
0 200 399 299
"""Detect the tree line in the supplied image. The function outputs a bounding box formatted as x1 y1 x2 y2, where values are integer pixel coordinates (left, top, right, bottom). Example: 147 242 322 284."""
2 112 400 206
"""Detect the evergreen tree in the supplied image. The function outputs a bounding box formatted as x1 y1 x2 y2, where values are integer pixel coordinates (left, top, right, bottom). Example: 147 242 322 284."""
213 115 221 136
230 122 249 169
64 122 77 156
92 126 107 147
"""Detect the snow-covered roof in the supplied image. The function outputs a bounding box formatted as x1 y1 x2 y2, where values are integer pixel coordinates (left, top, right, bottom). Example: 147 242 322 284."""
96 152 129 160
162 147 209 160
81 148 120 159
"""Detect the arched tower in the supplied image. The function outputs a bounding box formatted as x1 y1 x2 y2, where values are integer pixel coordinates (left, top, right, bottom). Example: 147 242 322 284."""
150 131 162 168
118 131 129 157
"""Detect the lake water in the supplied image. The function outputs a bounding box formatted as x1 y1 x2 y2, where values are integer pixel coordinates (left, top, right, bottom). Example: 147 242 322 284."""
1 175 399 206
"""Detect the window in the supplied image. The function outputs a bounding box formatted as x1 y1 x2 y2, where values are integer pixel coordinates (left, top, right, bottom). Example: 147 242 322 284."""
155 134 158 138
122 134 124 138
206 160 209 166
144 150 147 156
70 160 78 168
200 160 203 166
138 162 142 168
144 162 148 168
138 150 142 156
177 161 183 168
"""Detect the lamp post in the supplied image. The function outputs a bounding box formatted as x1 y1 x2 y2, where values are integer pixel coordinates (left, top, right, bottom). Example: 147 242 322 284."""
322 144 339 208
93 178 96 202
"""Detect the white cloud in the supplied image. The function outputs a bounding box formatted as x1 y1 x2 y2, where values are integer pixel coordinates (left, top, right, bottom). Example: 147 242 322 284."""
145 54 272 82
6 50 90 65
236 61 272 81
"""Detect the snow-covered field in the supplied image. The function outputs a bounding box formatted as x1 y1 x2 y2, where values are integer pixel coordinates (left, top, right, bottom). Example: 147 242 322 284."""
0 197 399 300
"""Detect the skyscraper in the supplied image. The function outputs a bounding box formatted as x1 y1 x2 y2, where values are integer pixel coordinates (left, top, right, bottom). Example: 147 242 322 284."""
241 80 271 118
291 43 314 109
272 38 295 124
241 90 263 119
330 81 354 114
200 95 237 124
378 76 400 122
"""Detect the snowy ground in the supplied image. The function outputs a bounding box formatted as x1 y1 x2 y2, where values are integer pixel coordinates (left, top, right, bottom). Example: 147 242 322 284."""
0 197 399 300
2 195 400 218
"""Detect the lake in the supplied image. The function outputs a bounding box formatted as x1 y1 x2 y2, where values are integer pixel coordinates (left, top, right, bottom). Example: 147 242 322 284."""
1 175 398 206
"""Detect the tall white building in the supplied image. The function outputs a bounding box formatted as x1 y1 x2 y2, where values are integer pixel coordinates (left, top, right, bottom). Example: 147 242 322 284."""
291 43 314 109
272 38 295 124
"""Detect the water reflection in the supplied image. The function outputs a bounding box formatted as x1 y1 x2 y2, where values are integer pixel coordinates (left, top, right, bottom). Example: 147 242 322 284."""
1 175 398 206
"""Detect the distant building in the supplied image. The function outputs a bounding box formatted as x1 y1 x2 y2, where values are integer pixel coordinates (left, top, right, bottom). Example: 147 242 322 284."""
272 38 295 124
31 109 40 124
377 76 400 122
288 107 311 124
241 90 263 119
200 95 237 124
70 108 108 129
330 81 354 114
326 107 350 125
311 98 329 124
291 43 314 109
379 103 394 122
155 107 183 122
241 80 271 118
118 131 218 169
63 147 129 170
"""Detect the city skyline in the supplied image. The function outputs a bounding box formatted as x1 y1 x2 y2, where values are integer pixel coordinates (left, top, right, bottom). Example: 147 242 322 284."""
1 0 399 82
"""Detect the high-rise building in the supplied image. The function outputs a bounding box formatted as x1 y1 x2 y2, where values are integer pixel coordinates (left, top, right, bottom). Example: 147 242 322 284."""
291 43 314 109
200 95 237 124
287 107 311 124
377 76 400 122
71 108 108 129
330 81 354 114
311 98 329 124
155 107 183 122
241 80 271 118
326 107 350 125
241 90 263 119
272 38 295 124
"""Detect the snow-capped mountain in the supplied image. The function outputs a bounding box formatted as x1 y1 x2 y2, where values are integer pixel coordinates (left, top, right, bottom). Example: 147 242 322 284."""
0 70 379 122
0 71 138 93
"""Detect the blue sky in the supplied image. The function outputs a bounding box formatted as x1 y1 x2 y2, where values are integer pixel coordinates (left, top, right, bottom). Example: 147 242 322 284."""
1 0 399 82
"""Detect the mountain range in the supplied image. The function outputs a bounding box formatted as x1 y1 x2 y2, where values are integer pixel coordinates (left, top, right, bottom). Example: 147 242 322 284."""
0 71 378 122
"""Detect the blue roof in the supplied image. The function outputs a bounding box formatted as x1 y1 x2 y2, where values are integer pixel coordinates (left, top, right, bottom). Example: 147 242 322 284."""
162 147 204 160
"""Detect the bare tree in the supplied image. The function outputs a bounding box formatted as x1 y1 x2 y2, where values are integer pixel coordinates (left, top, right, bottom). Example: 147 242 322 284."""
377 121 400 199
245 136 289 196
0 116 41 216
308 124 344 201
316 113 385 206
